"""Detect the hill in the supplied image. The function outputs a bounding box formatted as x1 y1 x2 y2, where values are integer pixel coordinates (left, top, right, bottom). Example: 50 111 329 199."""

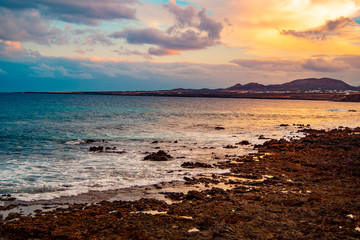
227 78 359 92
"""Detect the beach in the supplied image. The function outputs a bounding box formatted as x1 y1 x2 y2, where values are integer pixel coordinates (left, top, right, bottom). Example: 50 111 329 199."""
1 127 360 239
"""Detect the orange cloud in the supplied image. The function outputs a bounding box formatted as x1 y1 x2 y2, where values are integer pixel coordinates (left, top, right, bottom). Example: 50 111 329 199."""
0 40 26 57
200 0 360 58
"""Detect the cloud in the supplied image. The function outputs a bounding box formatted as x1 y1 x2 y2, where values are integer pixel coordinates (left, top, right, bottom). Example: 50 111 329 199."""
2 53 360 92
31 62 93 79
335 55 360 68
0 40 26 57
74 29 114 46
231 58 302 72
110 1 223 55
75 49 86 54
232 57 350 73
114 47 152 59
0 8 68 45
280 17 356 40
0 0 137 25
302 58 350 72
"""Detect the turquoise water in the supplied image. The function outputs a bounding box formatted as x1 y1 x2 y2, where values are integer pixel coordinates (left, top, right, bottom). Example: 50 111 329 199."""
0 93 359 201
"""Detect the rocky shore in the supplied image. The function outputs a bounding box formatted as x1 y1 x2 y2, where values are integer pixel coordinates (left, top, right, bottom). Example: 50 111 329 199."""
1 128 360 239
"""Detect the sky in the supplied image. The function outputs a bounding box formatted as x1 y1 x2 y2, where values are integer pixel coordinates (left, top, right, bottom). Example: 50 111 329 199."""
0 0 360 92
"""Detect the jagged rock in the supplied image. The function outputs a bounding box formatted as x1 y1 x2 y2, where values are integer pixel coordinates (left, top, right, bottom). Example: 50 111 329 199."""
181 162 213 168
143 150 173 161
89 146 104 152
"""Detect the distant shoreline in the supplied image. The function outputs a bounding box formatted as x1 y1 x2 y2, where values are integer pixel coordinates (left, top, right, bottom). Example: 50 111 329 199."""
24 91 360 102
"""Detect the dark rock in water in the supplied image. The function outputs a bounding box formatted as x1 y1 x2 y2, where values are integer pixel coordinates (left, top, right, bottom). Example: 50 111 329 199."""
215 127 225 130
235 140 250 145
143 150 173 161
223 145 238 149
0 194 16 201
153 184 162 189
89 146 104 152
258 135 269 140
181 162 213 168
151 141 158 144
280 124 289 127
85 139 96 144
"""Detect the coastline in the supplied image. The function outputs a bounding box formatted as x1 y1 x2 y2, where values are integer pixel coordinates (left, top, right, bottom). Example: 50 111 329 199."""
1 127 360 239
24 91 360 102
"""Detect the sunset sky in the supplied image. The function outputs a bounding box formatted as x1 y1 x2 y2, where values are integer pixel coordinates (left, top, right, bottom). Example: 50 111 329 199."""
1 0 360 91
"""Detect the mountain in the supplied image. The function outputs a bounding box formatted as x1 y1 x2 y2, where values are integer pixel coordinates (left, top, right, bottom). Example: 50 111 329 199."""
227 78 359 92
227 82 267 91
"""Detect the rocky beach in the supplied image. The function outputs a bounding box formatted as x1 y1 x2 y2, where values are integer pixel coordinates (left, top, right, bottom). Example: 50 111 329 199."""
1 127 359 239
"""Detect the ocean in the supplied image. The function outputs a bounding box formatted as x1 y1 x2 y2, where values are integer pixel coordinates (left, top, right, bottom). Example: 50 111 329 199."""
0 93 359 201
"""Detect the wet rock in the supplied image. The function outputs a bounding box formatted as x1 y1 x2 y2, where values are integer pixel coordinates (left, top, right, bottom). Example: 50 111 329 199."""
0 194 16 201
153 184 162 189
181 162 213 168
89 146 104 152
215 127 225 130
143 150 173 161
280 124 289 127
164 192 185 201
185 191 206 200
151 141 158 144
85 139 96 144
223 145 238 149
235 140 250 145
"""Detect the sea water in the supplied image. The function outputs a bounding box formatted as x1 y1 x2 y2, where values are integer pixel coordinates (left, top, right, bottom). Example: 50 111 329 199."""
0 93 359 201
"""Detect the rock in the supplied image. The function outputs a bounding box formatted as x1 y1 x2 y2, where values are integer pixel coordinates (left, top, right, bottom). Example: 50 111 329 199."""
258 135 269 139
235 140 250 145
181 162 213 168
85 139 96 144
0 194 16 201
215 127 225 130
185 191 206 200
223 145 238 149
89 146 104 152
280 124 289 127
143 150 173 161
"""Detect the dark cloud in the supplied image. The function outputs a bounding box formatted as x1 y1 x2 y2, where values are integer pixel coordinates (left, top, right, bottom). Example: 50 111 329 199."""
280 17 355 40
110 1 223 55
0 0 137 25
0 8 68 45
302 58 349 72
